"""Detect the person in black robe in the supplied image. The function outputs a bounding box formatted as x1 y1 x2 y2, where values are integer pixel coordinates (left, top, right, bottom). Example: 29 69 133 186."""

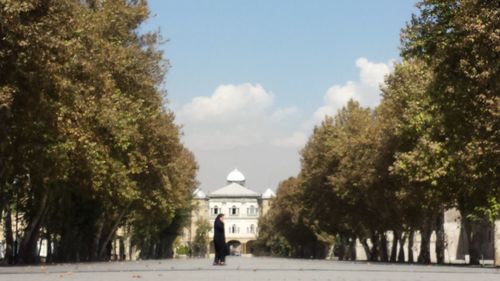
213 214 227 265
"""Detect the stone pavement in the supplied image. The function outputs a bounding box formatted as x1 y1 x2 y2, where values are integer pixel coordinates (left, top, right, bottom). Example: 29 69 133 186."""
0 257 498 281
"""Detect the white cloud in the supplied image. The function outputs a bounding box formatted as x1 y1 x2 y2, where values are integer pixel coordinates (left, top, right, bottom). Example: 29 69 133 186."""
270 106 299 120
180 83 273 122
356 57 392 88
271 132 308 148
313 57 394 122
177 83 304 150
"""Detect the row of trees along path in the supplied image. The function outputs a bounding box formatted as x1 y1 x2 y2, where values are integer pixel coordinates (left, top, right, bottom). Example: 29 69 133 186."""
0 1 198 264
256 0 499 265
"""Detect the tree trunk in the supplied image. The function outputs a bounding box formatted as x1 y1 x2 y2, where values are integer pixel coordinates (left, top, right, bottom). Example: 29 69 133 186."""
17 191 48 264
74 235 82 262
348 237 356 261
46 232 52 263
98 202 132 259
380 233 389 262
0 207 2 261
91 217 105 261
338 235 347 261
127 224 133 261
463 217 480 265
361 238 372 261
326 244 334 260
408 230 414 263
119 238 125 261
397 232 406 263
417 221 432 264
370 232 379 261
390 230 399 262
435 209 445 264
3 204 14 264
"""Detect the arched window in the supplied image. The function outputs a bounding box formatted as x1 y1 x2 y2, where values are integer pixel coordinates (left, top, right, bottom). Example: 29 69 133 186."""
211 205 219 216
232 224 237 234
247 205 258 216
230 205 238 216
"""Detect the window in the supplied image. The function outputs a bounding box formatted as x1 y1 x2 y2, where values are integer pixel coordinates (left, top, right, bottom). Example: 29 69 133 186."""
211 205 219 216
230 205 239 216
231 224 237 234
247 205 258 216
250 224 255 234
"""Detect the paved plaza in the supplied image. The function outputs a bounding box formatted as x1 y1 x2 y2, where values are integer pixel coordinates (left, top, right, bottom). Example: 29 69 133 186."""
0 257 498 281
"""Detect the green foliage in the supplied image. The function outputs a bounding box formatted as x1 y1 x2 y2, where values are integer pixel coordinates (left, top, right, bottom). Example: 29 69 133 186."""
0 0 197 264
191 218 211 257
176 245 190 256
254 224 291 257
269 236 292 257
263 0 498 264
401 0 499 223
256 177 325 258
400 0 499 263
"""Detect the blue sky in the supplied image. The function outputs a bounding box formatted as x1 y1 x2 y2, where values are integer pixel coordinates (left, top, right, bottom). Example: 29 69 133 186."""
143 0 419 191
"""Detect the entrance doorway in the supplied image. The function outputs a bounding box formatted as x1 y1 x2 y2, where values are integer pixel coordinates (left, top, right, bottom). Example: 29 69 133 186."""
227 240 242 256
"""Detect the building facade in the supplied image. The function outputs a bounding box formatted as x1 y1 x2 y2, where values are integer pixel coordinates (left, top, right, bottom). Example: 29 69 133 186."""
181 169 275 255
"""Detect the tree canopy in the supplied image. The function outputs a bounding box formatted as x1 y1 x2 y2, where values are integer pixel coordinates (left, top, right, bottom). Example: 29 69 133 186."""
0 0 197 264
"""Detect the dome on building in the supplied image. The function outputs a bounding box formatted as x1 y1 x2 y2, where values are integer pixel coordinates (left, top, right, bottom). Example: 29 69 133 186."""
226 168 246 184
262 188 276 199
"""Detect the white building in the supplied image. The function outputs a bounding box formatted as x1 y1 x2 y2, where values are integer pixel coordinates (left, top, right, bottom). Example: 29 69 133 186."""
182 169 275 255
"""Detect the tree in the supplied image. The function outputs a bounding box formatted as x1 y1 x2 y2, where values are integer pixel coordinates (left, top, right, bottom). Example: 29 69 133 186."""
192 219 211 257
257 177 324 258
0 0 197 264
300 100 390 261
377 60 452 264
259 0 498 266
402 0 500 264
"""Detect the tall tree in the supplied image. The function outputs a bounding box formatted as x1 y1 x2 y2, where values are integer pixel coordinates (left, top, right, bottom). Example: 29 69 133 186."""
0 0 197 264
402 0 500 264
